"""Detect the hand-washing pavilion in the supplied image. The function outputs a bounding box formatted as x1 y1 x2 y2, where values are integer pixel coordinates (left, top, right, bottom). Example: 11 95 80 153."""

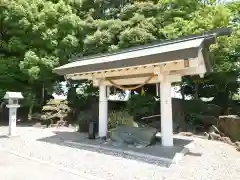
54 28 231 146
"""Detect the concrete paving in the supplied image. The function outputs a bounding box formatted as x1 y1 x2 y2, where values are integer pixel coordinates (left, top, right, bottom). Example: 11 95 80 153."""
0 150 90 180
0 126 239 180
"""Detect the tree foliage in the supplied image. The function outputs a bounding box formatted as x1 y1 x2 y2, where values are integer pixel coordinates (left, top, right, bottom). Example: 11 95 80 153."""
0 0 239 115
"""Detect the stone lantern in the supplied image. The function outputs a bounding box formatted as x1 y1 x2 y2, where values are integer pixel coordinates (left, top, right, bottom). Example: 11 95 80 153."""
4 92 24 136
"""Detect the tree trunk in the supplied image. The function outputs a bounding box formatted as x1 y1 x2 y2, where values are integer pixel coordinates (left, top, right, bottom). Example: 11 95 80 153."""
194 82 199 100
28 96 35 121
41 84 45 106
28 103 33 121
179 82 186 100
181 85 185 100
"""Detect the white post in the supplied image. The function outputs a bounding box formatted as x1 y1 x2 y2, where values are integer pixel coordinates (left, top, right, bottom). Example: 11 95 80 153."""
156 83 159 97
160 77 173 146
99 84 108 138
8 107 17 136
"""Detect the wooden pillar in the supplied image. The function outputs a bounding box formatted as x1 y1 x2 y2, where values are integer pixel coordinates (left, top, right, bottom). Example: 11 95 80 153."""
160 76 173 146
99 84 108 138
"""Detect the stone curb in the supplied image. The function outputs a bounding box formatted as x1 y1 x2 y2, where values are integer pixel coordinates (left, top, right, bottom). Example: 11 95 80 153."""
6 134 20 138
64 140 173 165
64 138 195 166
0 147 106 180
171 141 195 165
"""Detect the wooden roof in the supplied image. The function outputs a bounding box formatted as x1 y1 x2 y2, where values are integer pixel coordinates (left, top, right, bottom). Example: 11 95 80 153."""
54 28 232 85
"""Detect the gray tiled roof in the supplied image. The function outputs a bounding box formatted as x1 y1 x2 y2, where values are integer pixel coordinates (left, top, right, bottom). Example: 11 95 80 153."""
54 28 232 75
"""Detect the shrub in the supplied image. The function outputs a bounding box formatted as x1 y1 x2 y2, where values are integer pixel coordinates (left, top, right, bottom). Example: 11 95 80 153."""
183 100 205 114
108 110 134 130
41 99 71 126
127 94 157 118
203 104 221 117
183 100 221 117
185 112 201 126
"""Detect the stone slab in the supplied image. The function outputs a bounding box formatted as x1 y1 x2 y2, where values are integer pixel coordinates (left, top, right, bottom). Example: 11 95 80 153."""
110 125 158 147
64 134 193 166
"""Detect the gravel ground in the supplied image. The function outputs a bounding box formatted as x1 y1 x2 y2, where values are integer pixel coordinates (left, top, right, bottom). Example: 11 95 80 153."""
0 126 239 180
0 150 90 180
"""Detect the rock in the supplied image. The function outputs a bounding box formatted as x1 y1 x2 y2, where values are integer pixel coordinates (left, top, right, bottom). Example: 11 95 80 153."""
147 120 161 129
179 132 193 136
209 125 224 136
235 141 240 147
110 125 158 147
222 137 234 145
235 142 240 151
206 125 238 148
218 115 240 142
209 132 222 141
204 132 210 139
206 125 224 141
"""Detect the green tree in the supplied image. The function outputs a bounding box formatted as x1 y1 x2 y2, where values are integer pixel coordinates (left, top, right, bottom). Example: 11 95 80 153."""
1 0 239 119
0 0 87 118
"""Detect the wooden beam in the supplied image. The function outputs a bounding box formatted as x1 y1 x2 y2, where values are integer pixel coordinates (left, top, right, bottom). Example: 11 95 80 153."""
172 65 206 76
68 59 191 80
93 74 182 86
